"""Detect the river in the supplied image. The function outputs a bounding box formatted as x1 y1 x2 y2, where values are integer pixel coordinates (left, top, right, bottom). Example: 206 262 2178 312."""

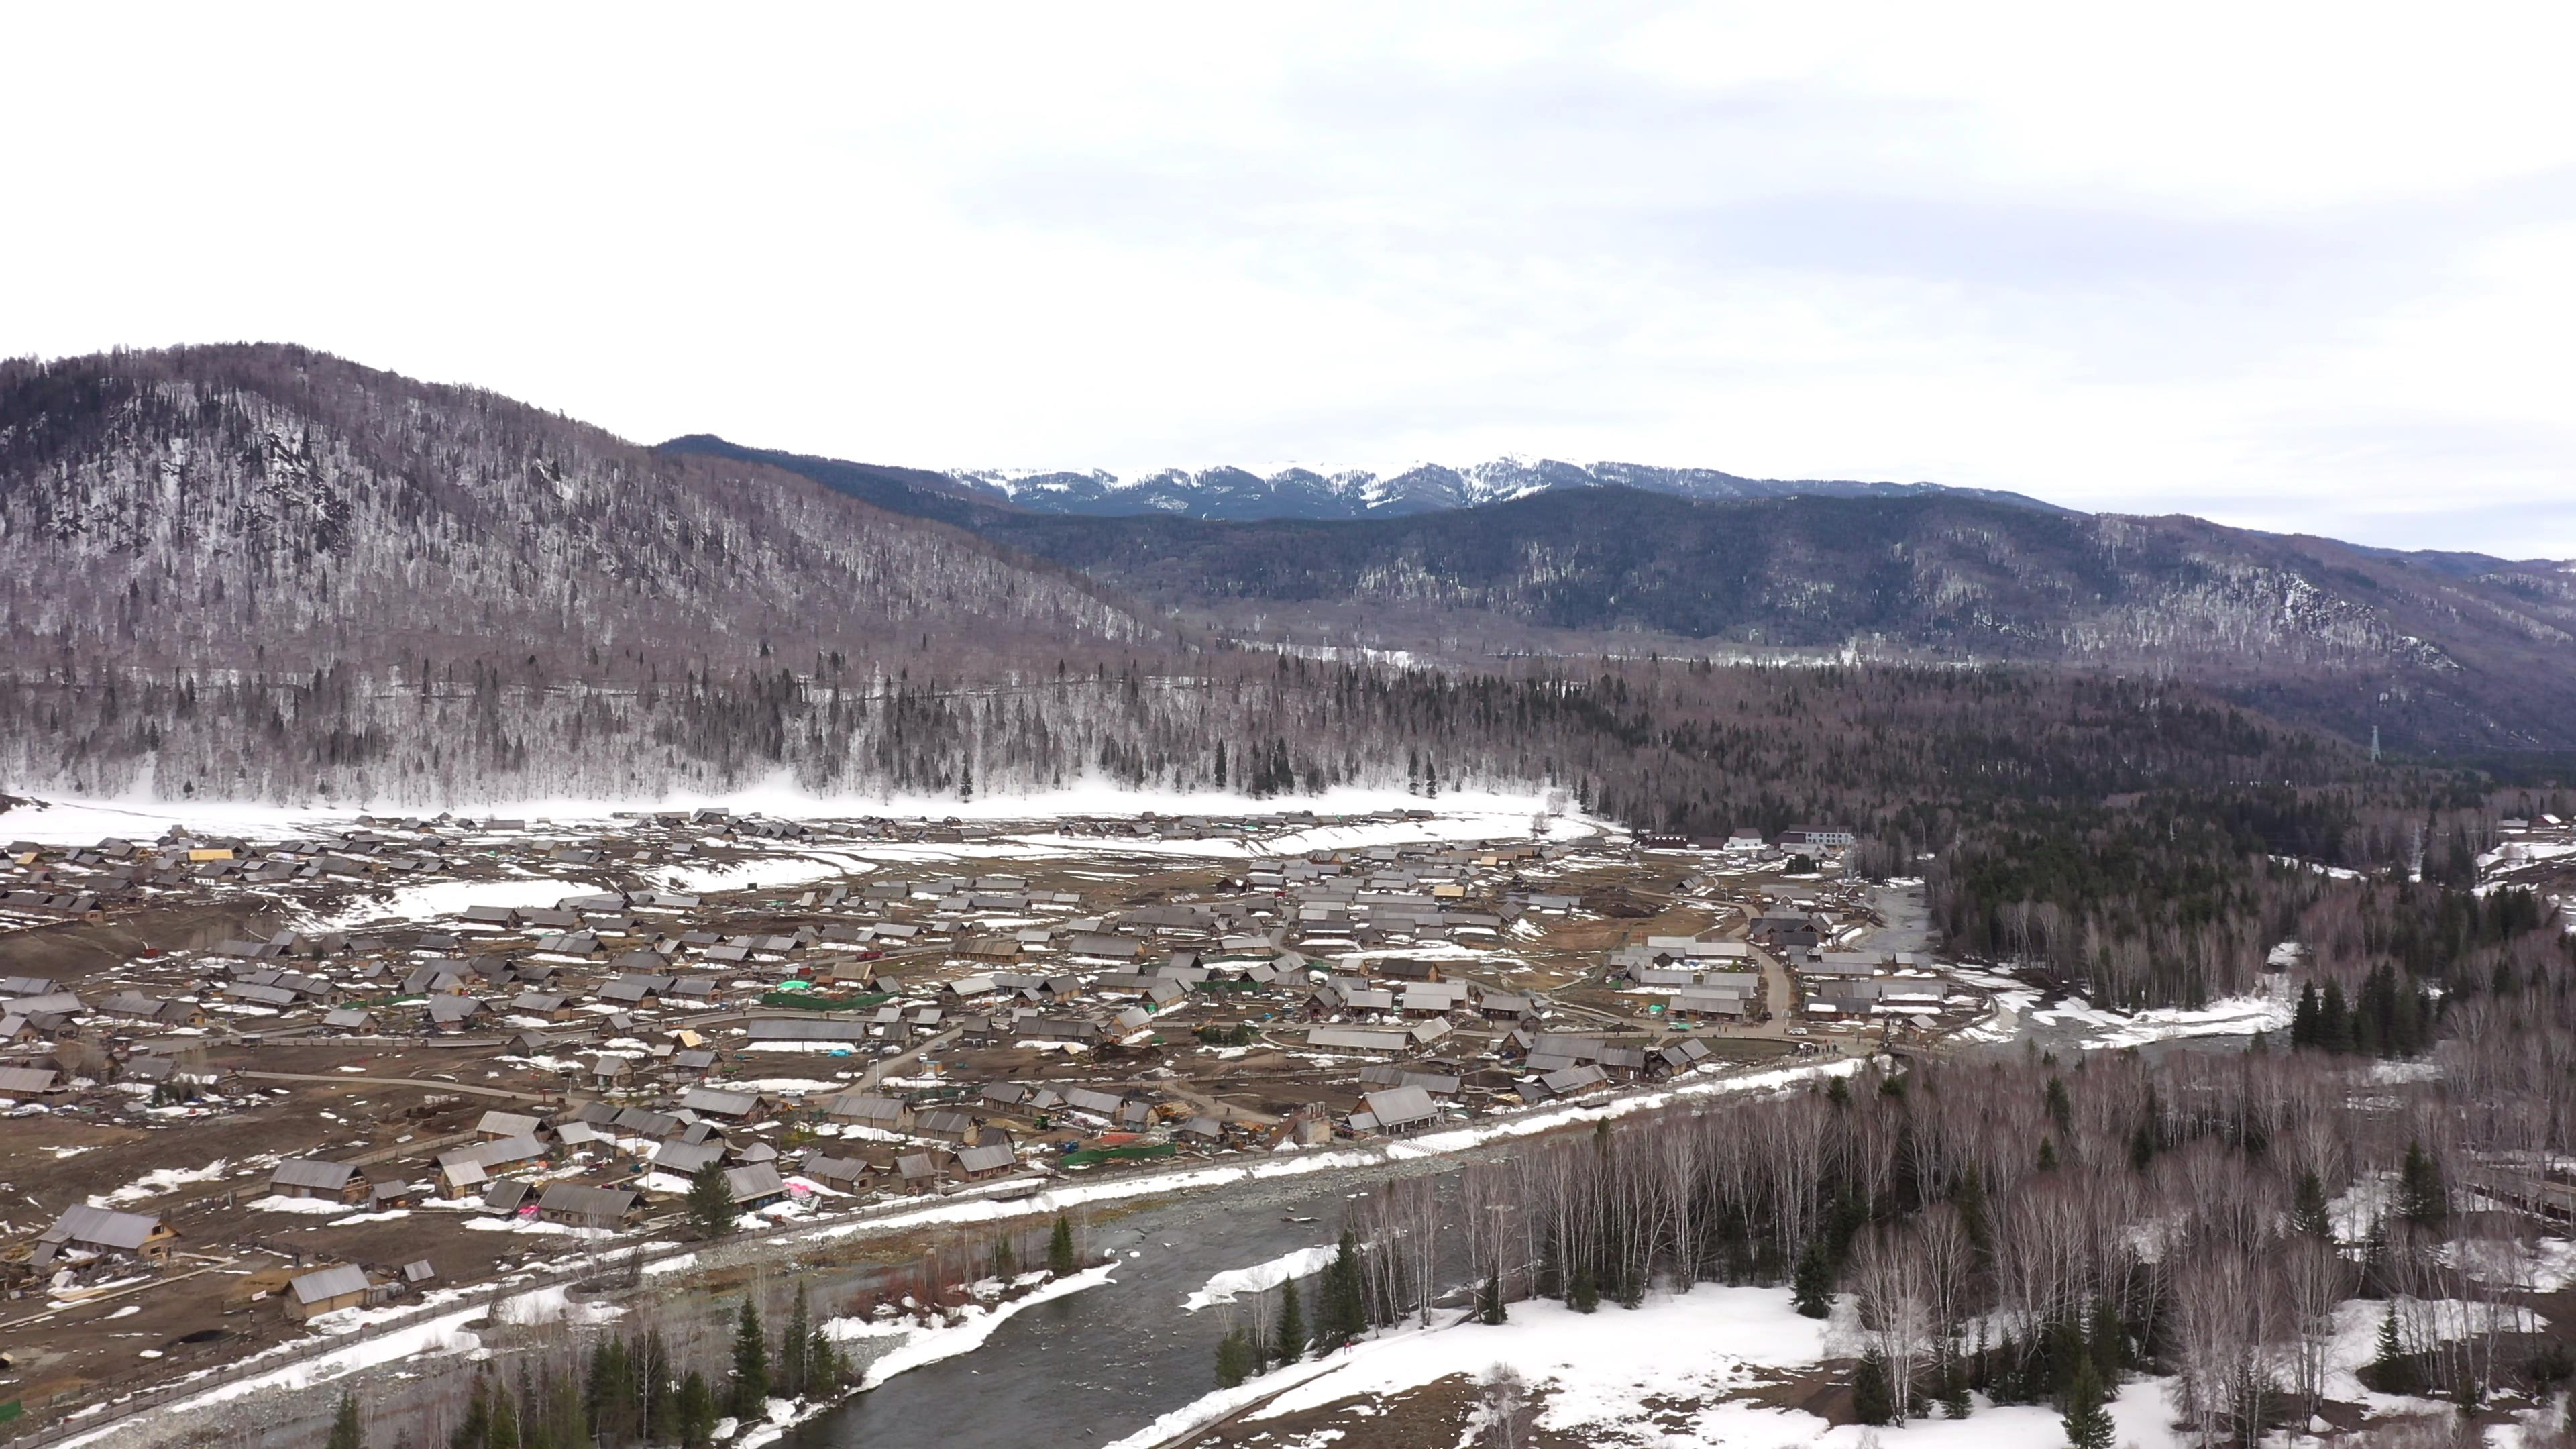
788 1157 1471 1449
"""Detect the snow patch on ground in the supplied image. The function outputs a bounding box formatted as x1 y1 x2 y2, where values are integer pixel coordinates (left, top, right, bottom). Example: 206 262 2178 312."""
2076 991 2293 1051
301 878 588 929
1104 1289 2184 1449
98 1161 231 1205
1183 1245 1335 1312
824 1262 1116 1389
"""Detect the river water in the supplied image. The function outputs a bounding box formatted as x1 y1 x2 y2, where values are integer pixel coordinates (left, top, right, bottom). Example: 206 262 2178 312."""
789 1158 1464 1449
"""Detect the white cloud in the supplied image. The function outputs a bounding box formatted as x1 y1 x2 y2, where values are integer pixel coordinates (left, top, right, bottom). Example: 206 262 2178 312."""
5 3 2573 553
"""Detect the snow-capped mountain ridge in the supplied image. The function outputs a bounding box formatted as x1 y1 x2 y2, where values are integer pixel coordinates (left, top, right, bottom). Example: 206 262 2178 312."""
927 455 2063 521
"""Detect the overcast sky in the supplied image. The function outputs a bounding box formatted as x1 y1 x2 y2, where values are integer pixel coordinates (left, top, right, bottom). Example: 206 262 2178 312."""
9 5 2575 554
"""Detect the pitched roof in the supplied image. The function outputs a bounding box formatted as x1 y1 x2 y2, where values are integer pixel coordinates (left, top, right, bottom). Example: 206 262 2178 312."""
1361 1085 1439 1129
723 1164 786 1201
41 1203 165 1250
537 1183 639 1220
290 1264 372 1305
955 1142 1016 1174
270 1159 362 1191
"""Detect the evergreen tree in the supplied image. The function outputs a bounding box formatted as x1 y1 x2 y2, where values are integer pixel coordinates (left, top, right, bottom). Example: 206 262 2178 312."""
2086 1295 2125 1381
587 1339 637 1449
2060 1356 2115 1449
674 1373 715 1449
1567 1262 1600 1314
1048 1215 1077 1276
2044 1075 2074 1134
1940 1363 1972 1419
1320 1228 1369 1346
779 1284 812 1399
1273 1277 1306 1363
729 1299 770 1419
2400 1139 2447 1228
543 1366 589 1449
1478 1273 1507 1326
640 1332 674 1446
452 1377 492 1449
1954 1165 1993 1263
810 1322 845 1396
686 1161 735 1241
2319 982 2355 1054
2037 1137 2059 1172
486 1390 521 1449
1791 1240 1833 1318
994 1233 1016 1280
1852 1348 1894 1426
2290 1170 2332 1238
328 1393 364 1449
2290 980 2320 1048
1214 1326 1255 1388
2369 1305 2416 1394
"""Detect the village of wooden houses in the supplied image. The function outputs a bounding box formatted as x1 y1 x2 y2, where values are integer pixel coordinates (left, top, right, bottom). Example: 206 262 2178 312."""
0 803 1970 1425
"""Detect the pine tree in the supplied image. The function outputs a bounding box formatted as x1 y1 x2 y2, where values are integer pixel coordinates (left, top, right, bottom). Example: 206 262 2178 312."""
328 1393 364 1449
779 1284 812 1399
2400 1140 2447 1228
640 1332 674 1446
1321 1228 1368 1345
2319 981 2355 1054
686 1161 735 1241
452 1377 492 1449
1273 1277 1306 1363
1852 1348 1893 1426
2086 1295 2125 1381
486 1390 521 1449
1214 1326 1255 1387
729 1299 770 1419
994 1233 1016 1280
543 1366 589 1449
1791 1240 1833 1318
587 1339 637 1449
809 1323 844 1396
2370 1306 2416 1393
2060 1356 2115 1449
674 1373 715 1449
1048 1215 1077 1276
2290 1170 2331 1238
1478 1273 1507 1325
2044 1075 2074 1134
2290 980 2320 1048
1567 1261 1600 1314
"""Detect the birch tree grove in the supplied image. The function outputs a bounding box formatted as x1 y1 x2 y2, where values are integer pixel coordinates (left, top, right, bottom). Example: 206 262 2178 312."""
1322 956 2576 1441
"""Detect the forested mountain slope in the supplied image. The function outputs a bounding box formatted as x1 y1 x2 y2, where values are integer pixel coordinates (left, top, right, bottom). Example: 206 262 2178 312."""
674 437 2576 752
0 347 1138 676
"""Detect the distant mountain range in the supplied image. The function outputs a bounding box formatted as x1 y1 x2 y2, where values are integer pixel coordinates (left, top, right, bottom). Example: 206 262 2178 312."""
666 435 2576 752
661 434 2068 522
3 347 2570 770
